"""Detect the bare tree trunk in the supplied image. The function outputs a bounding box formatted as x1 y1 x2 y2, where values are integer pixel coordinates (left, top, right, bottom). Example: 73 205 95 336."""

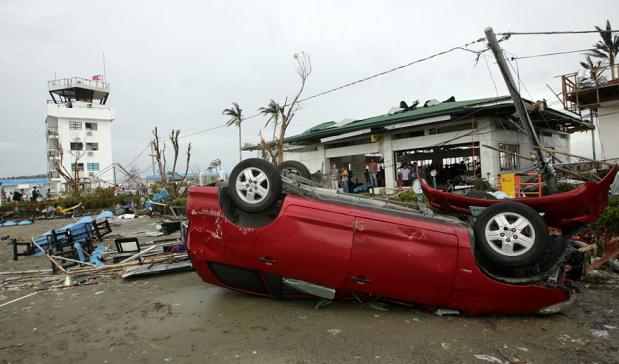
169 129 180 177
151 127 167 185
176 143 192 196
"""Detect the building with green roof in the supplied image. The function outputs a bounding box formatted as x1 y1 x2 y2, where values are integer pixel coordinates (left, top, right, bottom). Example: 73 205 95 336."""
246 96 588 190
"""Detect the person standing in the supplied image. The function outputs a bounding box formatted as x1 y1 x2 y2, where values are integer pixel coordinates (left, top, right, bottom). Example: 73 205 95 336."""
330 163 340 190
30 187 39 202
340 165 350 193
13 189 22 202
399 164 411 186
368 159 379 187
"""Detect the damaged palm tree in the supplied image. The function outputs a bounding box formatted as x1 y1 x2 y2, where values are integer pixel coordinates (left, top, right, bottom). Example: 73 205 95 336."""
222 103 243 163
258 52 312 165
588 20 619 80
150 127 192 197
258 99 283 163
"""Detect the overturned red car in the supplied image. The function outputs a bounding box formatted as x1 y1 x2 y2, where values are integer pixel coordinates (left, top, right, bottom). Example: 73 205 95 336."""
186 159 592 315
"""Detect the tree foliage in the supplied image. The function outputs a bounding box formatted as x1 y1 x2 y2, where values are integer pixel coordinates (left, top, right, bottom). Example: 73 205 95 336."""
587 20 619 79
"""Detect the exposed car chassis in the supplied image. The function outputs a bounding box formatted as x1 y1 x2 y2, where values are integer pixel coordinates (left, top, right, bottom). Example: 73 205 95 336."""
186 159 592 315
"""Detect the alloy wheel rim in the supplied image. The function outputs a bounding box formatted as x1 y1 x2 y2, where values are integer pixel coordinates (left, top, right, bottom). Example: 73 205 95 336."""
235 167 270 204
484 212 535 257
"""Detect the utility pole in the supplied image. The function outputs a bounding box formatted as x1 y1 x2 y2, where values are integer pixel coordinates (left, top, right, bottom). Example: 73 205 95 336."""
590 113 597 161
484 26 557 193
113 164 117 187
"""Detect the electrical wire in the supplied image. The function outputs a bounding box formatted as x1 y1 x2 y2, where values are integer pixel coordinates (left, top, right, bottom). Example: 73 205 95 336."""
482 53 500 100
179 37 489 139
124 143 150 169
511 48 596 60
298 38 486 103
498 30 619 36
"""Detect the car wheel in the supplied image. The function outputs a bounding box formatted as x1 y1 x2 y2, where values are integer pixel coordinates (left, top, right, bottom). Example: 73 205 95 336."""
228 158 283 213
474 202 547 267
279 160 311 179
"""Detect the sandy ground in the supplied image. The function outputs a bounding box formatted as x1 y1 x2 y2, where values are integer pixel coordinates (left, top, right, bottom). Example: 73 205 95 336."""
1 217 619 364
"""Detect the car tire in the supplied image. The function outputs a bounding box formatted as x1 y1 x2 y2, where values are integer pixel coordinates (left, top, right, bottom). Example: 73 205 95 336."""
279 160 311 179
474 202 547 267
228 158 283 213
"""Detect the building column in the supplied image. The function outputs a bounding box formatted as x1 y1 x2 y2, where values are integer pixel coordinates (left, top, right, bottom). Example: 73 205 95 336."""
381 134 396 189
317 144 328 174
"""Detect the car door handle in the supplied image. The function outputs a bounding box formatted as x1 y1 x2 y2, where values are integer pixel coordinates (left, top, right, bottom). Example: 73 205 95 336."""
350 275 370 284
258 256 278 265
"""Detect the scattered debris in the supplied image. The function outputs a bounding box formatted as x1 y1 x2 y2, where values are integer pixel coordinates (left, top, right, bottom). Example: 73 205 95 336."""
473 354 503 363
0 291 38 308
314 299 334 310
0 343 25 350
326 328 341 336
591 329 609 338
434 308 460 316
121 261 193 279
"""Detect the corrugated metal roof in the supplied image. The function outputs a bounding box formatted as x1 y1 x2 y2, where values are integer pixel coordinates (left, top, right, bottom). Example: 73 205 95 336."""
243 96 585 150
284 96 512 143
0 178 49 186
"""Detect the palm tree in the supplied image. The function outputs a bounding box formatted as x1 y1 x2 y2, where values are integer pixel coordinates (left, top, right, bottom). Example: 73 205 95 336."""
258 99 283 140
588 20 619 79
580 56 602 81
222 102 243 162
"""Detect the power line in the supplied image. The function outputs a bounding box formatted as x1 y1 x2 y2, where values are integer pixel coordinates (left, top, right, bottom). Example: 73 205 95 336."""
482 53 500 99
180 37 489 139
499 30 619 36
124 143 150 169
299 37 487 103
511 48 596 60
180 123 229 139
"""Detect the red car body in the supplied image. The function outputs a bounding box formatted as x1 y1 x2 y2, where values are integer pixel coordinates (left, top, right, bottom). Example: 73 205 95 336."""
186 187 571 315
421 165 618 230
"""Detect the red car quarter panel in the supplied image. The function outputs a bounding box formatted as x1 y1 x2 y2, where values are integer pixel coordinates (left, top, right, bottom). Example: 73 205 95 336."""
255 204 354 289
348 216 458 306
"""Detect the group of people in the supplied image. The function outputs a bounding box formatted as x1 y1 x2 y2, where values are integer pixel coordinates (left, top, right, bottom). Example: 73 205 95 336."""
329 159 381 193
4 187 42 203
397 162 418 186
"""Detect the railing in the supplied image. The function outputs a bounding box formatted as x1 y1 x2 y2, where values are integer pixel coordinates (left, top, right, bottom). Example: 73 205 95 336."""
515 173 542 198
48 77 110 90
47 99 111 110
47 128 59 136
559 64 619 113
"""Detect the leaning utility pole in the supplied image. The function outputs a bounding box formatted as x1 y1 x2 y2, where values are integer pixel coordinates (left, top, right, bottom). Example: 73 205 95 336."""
484 26 557 193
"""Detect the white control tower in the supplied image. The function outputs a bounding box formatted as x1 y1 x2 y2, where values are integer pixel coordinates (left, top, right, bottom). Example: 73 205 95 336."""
46 77 115 194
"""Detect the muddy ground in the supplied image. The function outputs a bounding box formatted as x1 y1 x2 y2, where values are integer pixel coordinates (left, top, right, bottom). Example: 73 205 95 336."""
1 217 618 363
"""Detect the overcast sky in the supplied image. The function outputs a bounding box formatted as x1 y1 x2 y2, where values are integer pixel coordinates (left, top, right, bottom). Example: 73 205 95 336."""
1 0 617 177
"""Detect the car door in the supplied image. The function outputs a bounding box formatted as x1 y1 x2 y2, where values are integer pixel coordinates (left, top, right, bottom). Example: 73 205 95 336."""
347 215 458 306
255 203 354 290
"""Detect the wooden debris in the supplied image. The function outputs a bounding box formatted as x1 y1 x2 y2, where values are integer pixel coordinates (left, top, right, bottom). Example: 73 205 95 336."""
588 238 619 272
0 292 38 308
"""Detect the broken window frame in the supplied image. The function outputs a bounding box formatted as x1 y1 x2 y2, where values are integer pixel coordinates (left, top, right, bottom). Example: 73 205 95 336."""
499 143 520 171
